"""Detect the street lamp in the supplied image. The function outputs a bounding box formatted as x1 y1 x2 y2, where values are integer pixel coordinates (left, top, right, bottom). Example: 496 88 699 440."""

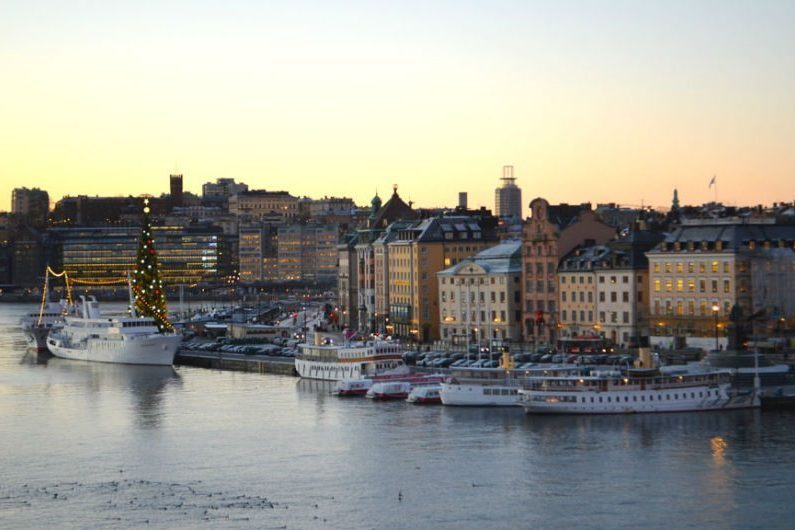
712 304 720 351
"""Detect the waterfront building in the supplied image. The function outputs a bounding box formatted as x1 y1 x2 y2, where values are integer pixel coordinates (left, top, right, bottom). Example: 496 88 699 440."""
521 198 616 347
557 246 604 340
229 190 299 222
277 223 338 283
337 232 359 330
594 229 663 346
238 223 279 283
387 211 499 343
50 224 226 286
647 217 795 349
558 228 663 347
437 241 523 348
50 196 170 226
352 187 417 333
12 187 49 227
494 165 522 223
372 220 414 334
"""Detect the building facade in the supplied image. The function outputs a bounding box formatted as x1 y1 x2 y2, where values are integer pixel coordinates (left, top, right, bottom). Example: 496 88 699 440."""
437 241 523 348
229 190 300 222
521 198 616 347
238 224 279 283
647 218 795 348
12 187 49 227
387 212 499 343
277 223 338 283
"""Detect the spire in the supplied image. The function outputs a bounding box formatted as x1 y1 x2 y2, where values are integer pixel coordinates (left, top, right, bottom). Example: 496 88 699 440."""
672 189 680 211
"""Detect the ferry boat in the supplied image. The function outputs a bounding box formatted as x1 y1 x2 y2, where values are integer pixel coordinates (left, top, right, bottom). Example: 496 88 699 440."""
440 361 583 407
20 300 70 351
407 384 442 404
46 296 181 366
295 332 407 381
519 357 760 415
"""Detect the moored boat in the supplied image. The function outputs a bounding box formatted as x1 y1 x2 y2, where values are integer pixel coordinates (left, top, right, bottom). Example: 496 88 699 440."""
407 384 442 404
295 332 407 381
20 301 69 351
518 367 759 415
46 296 181 366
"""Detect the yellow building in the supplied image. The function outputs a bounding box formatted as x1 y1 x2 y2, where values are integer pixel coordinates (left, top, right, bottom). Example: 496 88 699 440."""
386 213 499 343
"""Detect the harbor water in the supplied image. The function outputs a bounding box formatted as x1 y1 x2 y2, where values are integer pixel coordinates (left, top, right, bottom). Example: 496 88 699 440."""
2 303 794 529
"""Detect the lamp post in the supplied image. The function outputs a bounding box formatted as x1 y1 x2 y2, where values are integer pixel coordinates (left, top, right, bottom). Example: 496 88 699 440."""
712 303 720 351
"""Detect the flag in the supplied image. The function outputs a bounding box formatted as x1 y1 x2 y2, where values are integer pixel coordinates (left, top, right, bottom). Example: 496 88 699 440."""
708 175 716 188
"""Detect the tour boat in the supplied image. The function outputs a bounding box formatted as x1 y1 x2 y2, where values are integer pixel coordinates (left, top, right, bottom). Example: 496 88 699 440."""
440 365 583 407
295 332 407 381
407 384 442 404
518 367 760 414
46 296 181 366
20 301 69 351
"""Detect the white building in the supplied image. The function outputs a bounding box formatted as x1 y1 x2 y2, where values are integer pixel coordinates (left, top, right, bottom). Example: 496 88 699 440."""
437 241 523 349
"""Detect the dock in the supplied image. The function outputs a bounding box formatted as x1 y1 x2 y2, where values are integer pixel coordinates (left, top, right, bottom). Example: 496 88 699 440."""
175 349 297 376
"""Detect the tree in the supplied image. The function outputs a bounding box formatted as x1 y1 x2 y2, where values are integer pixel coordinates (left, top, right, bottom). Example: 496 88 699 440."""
132 199 173 332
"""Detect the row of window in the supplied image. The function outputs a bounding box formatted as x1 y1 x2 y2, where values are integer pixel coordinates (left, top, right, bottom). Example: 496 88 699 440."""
652 261 731 274
441 290 516 304
652 299 732 316
441 309 517 323
654 278 732 294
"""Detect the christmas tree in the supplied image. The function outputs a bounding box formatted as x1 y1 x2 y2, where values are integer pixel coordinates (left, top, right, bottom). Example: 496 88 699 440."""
132 198 173 332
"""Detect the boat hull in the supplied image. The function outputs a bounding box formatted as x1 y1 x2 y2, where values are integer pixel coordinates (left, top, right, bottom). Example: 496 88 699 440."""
47 334 181 366
23 326 51 352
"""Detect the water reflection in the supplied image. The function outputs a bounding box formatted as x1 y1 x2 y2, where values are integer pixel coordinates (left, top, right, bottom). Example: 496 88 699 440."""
44 358 180 429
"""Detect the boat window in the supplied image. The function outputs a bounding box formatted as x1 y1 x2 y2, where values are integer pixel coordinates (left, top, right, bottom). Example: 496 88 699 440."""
641 395 645 401
598 397 603 403
674 394 679 399
691 392 695 399
590 397 594 403
624 396 629 402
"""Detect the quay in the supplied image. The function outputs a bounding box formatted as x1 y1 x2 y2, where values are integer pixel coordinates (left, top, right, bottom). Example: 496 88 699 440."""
175 348 297 376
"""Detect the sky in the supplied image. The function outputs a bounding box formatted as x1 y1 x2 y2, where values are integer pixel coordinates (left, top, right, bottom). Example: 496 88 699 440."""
1 0 793 214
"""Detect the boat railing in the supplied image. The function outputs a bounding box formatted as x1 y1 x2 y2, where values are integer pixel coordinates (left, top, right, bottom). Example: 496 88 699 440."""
523 374 730 393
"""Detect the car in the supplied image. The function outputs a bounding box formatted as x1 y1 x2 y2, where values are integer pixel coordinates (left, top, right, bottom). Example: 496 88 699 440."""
450 359 468 368
540 354 553 363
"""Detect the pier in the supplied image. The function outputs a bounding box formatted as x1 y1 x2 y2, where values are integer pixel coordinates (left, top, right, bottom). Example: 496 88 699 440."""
175 349 297 376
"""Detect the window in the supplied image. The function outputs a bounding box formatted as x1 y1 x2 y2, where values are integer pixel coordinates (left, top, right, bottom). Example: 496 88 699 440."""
654 263 660 273
611 292 617 302
676 279 684 292
723 262 730 273
561 292 567 302
676 263 683 273
711 261 719 273
622 276 629 283
587 292 593 303
723 279 730 293
622 311 629 323
599 292 605 302
688 279 695 292
665 280 672 292
711 280 718 293
622 292 629 303
654 280 661 292
599 311 606 323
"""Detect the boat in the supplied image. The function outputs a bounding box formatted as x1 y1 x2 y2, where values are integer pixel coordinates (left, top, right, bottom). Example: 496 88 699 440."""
440 364 583 407
333 379 374 396
407 384 442 404
295 331 407 381
366 374 446 400
20 300 70 351
518 367 759 414
366 381 413 400
46 296 181 366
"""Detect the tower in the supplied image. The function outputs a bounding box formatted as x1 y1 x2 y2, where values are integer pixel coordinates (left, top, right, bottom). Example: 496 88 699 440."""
170 174 183 208
495 165 522 222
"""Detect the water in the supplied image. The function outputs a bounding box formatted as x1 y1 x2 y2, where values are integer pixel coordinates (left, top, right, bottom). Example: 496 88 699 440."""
1 304 794 529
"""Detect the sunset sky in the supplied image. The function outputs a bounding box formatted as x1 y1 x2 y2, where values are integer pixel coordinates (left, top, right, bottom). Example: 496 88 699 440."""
2 0 793 213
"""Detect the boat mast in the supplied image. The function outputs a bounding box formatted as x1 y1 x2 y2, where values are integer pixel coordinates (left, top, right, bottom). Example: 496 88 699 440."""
127 271 137 318
36 268 50 326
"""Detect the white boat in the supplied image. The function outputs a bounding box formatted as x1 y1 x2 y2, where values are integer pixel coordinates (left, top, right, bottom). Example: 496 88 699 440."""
366 374 446 400
407 384 442 404
518 367 759 414
334 379 374 396
440 365 582 407
46 296 181 366
367 381 412 400
20 300 69 351
295 331 407 381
